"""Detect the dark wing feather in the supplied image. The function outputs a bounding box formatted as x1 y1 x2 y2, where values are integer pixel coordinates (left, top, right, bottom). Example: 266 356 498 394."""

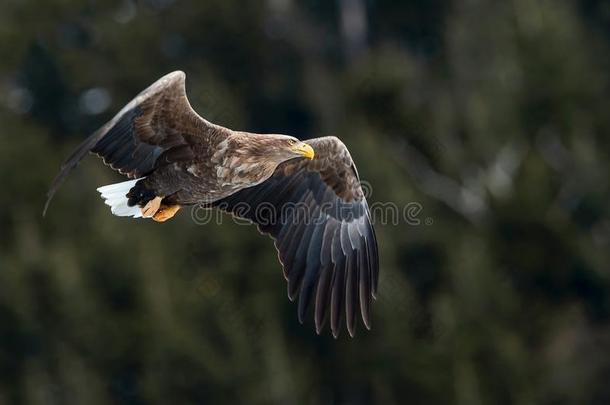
212 136 379 338
44 71 223 215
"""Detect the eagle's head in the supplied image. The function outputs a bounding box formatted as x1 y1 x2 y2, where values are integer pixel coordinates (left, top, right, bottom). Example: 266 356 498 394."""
273 135 315 161
239 134 315 165
221 134 315 186
234 134 315 163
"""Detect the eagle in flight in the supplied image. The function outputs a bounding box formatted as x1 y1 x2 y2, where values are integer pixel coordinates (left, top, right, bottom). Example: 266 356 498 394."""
44 71 379 338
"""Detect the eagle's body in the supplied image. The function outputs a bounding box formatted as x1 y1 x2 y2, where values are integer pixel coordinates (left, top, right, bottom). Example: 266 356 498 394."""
45 71 379 338
132 133 302 207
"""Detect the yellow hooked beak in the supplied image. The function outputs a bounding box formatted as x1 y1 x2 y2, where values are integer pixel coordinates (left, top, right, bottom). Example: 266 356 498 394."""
291 141 315 160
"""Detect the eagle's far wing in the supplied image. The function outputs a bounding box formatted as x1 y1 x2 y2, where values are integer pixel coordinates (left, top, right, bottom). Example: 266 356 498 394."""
212 136 379 338
44 71 225 215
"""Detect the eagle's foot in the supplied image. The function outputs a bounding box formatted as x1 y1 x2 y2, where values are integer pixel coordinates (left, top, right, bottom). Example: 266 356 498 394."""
152 204 181 222
141 196 162 218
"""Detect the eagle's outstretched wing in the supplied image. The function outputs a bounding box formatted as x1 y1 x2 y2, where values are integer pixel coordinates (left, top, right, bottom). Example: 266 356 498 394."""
212 136 379 338
44 71 225 215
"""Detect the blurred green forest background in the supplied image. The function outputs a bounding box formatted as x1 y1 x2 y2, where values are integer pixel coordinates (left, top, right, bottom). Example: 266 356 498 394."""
1 0 610 404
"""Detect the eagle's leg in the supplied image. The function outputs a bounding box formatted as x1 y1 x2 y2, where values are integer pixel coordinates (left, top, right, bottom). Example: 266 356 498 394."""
141 196 162 218
152 204 181 222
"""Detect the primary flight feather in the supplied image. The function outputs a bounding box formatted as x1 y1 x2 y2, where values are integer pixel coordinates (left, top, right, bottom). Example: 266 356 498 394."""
44 71 379 338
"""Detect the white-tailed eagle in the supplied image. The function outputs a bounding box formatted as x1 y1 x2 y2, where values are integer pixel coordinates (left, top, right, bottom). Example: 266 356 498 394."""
44 71 379 338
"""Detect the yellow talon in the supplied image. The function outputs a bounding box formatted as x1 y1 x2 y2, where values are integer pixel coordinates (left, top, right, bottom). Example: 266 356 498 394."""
141 196 162 218
152 204 181 222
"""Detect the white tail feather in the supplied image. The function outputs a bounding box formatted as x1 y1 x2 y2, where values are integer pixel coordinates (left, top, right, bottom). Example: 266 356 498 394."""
97 178 144 218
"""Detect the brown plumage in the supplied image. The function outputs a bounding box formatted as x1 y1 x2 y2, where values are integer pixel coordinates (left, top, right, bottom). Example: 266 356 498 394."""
44 71 379 338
